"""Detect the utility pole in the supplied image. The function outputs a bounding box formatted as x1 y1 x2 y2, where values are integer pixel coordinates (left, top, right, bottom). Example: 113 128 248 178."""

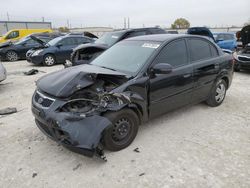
124 18 126 29
67 20 70 28
42 17 45 22
127 17 130 29
7 12 10 21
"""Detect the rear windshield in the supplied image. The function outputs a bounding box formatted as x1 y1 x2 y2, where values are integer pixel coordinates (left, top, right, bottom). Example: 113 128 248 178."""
95 31 124 47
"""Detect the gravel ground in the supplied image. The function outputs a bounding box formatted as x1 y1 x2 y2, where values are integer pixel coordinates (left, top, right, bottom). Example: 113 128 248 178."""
0 60 249 188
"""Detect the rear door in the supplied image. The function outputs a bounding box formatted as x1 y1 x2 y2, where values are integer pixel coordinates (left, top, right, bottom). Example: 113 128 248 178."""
187 38 220 103
149 39 194 118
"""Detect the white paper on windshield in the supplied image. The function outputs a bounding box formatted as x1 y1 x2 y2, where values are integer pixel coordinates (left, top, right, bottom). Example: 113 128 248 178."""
142 43 160 49
111 35 119 39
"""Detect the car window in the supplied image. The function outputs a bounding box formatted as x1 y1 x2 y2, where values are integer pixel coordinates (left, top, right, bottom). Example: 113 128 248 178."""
61 38 75 45
75 37 90 44
223 34 234 40
25 39 39 45
150 28 166 34
6 31 19 39
126 31 148 38
40 37 51 43
154 39 188 68
210 45 218 57
188 39 212 62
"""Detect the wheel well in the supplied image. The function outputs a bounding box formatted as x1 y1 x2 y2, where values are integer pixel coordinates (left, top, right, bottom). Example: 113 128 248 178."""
44 53 56 61
221 76 229 89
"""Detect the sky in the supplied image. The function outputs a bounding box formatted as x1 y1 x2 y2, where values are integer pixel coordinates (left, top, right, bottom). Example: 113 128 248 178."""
0 0 249 28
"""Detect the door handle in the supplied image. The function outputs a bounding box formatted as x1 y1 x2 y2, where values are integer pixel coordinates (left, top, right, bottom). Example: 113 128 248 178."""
183 73 191 78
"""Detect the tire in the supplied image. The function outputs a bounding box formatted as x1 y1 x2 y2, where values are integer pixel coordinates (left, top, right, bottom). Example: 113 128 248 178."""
103 109 139 151
43 54 56 66
6 51 18 61
234 63 240 72
206 79 227 107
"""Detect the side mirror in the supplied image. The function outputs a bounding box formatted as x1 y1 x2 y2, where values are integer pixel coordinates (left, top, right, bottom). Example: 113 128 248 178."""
56 43 63 47
22 42 27 46
152 63 173 74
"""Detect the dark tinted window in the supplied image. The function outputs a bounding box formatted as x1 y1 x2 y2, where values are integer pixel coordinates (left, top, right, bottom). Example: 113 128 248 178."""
150 28 166 34
6 31 19 39
76 37 91 44
224 34 234 40
155 39 188 67
61 38 75 45
26 39 39 45
188 39 211 61
210 45 218 57
126 31 148 38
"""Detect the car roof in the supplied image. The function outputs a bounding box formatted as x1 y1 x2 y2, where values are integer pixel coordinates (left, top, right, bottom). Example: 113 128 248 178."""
213 32 235 35
124 34 209 42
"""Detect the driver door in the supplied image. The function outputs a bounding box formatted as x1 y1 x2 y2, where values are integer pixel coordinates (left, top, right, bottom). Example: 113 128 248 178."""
149 39 194 118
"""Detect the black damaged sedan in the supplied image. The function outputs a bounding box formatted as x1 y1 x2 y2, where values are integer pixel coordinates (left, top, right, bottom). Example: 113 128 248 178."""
32 34 233 159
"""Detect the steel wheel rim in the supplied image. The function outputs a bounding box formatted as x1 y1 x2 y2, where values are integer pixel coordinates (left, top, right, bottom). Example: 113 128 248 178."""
215 83 226 103
111 117 132 144
45 56 54 65
7 51 18 61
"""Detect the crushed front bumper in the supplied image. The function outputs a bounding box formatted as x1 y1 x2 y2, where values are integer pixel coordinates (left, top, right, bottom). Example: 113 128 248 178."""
32 90 111 158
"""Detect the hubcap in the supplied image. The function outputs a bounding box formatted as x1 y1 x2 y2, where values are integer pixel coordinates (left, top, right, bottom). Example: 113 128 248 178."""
112 118 131 142
215 83 226 103
45 56 55 65
7 51 18 61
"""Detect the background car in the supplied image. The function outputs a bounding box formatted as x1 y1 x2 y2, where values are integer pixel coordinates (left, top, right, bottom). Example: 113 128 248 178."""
0 29 52 44
233 25 250 72
213 32 237 51
187 27 215 41
69 27 167 67
27 35 94 66
0 33 61 61
0 62 7 82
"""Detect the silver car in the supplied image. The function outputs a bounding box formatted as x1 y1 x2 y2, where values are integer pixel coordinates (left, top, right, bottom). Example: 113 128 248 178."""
0 62 7 82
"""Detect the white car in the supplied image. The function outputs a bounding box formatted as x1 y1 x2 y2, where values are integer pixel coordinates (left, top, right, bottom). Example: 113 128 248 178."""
0 62 7 82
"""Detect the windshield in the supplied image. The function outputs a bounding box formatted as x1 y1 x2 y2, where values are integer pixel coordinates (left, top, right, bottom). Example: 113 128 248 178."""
15 36 30 44
95 31 124 47
91 40 161 75
48 37 63 46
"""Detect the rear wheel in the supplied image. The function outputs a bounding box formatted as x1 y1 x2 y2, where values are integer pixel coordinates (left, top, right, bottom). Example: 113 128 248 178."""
103 109 139 151
6 51 18 61
206 79 227 107
43 54 56 66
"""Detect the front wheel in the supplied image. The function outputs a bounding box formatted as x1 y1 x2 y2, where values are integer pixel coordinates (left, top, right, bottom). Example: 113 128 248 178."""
102 109 139 151
6 51 18 61
43 54 56 66
206 79 227 107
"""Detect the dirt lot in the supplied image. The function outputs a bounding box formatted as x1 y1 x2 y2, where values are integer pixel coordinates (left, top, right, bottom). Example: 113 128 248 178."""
0 60 249 188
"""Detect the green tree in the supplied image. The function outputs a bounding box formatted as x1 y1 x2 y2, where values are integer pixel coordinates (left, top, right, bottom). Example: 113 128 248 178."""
58 27 70 33
171 18 190 29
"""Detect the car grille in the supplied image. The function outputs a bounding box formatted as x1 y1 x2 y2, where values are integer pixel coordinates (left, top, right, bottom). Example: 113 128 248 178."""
238 56 250 62
34 91 55 108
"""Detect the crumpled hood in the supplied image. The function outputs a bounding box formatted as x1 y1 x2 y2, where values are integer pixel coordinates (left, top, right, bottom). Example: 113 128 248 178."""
30 35 47 47
37 64 127 98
